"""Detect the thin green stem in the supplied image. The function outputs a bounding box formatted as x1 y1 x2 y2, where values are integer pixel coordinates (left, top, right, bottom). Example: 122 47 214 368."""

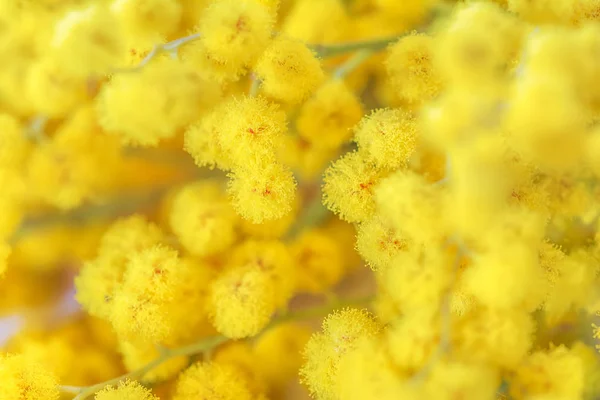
249 74 262 97
62 295 373 399
113 33 201 74
333 49 375 79
59 386 81 395
310 35 402 58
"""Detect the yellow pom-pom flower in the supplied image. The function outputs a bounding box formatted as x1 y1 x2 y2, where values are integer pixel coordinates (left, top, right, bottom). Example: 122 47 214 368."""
353 108 419 170
97 58 218 147
218 96 287 166
290 229 344 293
109 244 181 342
425 360 500 400
301 308 380 400
169 181 238 257
386 33 443 103
253 323 312 392
230 239 296 308
183 103 233 171
386 310 440 373
510 345 584 399
181 40 246 84
111 0 182 48
75 215 164 319
455 307 535 370
375 170 445 244
0 354 60 400
436 2 522 85
383 246 452 313
173 362 254 400
356 215 409 271
255 36 325 104
51 4 125 78
297 80 364 150
323 151 386 223
209 265 277 338
95 380 158 400
199 0 274 68
25 59 86 118
228 161 297 223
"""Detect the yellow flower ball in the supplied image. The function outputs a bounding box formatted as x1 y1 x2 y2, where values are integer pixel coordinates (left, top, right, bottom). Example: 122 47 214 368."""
255 35 325 104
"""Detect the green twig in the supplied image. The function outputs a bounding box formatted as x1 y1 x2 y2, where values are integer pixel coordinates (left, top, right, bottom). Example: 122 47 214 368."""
62 295 372 399
249 74 262 97
333 49 375 79
310 35 402 58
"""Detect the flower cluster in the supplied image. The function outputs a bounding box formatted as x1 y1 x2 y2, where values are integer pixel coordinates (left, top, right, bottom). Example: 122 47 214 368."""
0 0 599 399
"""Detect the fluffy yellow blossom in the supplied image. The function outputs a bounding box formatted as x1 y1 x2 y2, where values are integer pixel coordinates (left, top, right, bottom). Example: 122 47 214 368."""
374 170 445 244
3 2 600 399
228 161 297 223
465 242 544 311
353 108 419 170
297 80 364 150
436 2 522 85
255 36 325 104
543 249 598 324
254 323 312 392
173 362 254 400
507 0 575 23
446 134 514 241
183 103 233 171
230 239 296 308
455 307 535 369
386 311 441 373
323 151 386 223
282 0 349 44
111 0 182 48
386 33 443 103
209 264 277 338
240 197 298 238
75 215 165 319
199 0 274 68
506 76 587 172
180 40 246 83
51 4 125 78
337 336 417 400
95 380 158 400
301 308 381 400
4 317 121 386
25 59 87 118
291 229 344 293
218 96 287 166
383 246 452 313
356 215 409 271
0 354 60 400
212 341 269 396
26 107 122 210
97 58 219 147
423 87 506 151
510 345 584 399
109 244 182 342
571 342 600 399
169 181 238 257
425 361 500 400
